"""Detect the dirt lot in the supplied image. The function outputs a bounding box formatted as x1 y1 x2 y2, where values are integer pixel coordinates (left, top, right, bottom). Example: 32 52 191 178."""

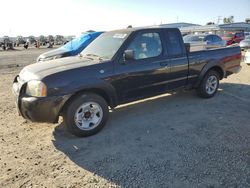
0 48 250 188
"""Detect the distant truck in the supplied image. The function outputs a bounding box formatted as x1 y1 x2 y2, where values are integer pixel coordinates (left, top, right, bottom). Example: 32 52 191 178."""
36 32 103 62
13 27 241 137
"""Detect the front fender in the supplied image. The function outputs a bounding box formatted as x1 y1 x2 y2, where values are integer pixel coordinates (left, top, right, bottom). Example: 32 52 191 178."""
64 78 118 108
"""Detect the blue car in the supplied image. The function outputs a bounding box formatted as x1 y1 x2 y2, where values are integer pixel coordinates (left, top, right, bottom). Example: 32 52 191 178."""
37 31 104 62
183 34 226 51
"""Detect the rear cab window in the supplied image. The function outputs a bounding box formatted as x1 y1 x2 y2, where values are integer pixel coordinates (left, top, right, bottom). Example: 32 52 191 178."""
165 30 184 57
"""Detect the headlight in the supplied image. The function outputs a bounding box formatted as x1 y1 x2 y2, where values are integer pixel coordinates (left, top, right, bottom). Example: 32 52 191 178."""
26 80 47 97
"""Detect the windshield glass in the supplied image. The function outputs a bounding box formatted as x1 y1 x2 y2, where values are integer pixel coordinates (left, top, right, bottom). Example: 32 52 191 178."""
81 32 130 60
183 35 204 43
62 34 91 51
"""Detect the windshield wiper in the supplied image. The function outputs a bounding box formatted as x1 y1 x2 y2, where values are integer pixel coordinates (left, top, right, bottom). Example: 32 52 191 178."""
78 53 95 60
86 53 100 58
84 54 107 61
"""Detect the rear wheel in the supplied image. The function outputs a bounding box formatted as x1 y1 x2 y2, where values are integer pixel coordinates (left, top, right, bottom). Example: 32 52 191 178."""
197 70 220 98
63 93 109 137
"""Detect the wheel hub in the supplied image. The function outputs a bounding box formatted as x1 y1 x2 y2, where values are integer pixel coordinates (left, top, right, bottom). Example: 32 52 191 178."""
206 75 218 95
83 111 92 119
74 102 103 130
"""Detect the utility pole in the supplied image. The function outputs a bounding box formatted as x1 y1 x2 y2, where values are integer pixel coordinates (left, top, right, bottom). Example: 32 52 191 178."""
217 16 222 24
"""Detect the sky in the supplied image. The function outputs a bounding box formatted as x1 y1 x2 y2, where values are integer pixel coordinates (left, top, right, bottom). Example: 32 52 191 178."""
1 0 249 37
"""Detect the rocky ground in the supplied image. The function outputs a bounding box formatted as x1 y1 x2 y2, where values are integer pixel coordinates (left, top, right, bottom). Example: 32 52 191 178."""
0 48 250 188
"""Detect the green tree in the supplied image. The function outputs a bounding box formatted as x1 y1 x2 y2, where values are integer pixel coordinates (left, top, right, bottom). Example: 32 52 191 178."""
223 16 234 24
206 22 215 25
246 18 250 23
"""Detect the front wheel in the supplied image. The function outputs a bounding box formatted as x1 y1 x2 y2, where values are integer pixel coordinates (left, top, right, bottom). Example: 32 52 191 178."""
63 93 109 137
197 70 220 98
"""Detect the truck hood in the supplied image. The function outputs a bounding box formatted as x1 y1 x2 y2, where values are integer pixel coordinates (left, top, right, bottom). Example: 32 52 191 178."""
19 56 99 82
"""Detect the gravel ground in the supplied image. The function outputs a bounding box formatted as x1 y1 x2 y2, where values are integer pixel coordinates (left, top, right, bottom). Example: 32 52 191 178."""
0 48 250 188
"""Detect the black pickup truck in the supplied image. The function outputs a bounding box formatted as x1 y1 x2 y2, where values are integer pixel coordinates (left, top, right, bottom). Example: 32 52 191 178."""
13 27 241 137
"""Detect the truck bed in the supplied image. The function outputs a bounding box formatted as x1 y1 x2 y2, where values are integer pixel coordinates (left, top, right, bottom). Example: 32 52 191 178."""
187 45 241 85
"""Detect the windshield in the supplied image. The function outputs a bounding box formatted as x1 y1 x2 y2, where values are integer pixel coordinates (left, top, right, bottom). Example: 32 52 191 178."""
183 35 205 43
81 32 129 60
62 34 91 51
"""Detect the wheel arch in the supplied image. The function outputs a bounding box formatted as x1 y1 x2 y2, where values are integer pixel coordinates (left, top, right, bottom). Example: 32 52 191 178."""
194 63 225 88
60 87 117 116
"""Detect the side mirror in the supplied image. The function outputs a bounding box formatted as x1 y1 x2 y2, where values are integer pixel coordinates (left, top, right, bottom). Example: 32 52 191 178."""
184 43 190 53
123 49 135 61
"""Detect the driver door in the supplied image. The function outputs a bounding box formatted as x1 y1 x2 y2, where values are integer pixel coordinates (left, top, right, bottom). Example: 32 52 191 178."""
112 30 171 103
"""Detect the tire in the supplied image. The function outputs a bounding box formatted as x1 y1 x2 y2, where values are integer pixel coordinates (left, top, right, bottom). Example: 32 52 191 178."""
197 70 220 98
63 93 109 137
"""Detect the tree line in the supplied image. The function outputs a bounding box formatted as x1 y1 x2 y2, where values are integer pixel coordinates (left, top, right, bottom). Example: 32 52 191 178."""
206 17 250 25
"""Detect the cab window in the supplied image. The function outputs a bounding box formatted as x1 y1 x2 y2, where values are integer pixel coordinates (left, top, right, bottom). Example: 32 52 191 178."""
126 32 162 60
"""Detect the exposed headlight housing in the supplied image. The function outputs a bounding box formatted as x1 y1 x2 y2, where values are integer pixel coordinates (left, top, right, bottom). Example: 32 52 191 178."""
26 80 47 97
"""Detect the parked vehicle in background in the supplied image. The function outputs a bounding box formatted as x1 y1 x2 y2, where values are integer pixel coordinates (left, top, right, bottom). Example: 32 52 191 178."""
47 35 54 44
55 35 65 45
36 31 104 62
183 34 226 51
244 49 250 65
28 36 37 45
0 36 14 50
220 32 245 45
15 36 26 47
239 35 250 50
13 27 241 137
244 32 250 37
0 42 3 50
39 35 47 46
46 35 54 48
64 35 75 44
